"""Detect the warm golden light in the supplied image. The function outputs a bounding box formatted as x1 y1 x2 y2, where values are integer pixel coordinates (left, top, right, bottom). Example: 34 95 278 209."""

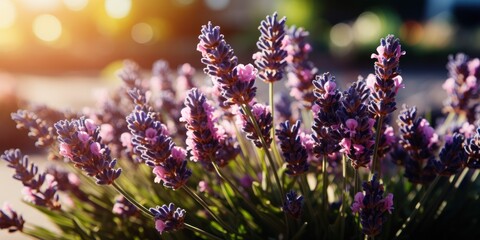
0 0 16 29
20 0 60 11
131 22 154 44
63 0 88 11
105 0 131 19
33 14 63 42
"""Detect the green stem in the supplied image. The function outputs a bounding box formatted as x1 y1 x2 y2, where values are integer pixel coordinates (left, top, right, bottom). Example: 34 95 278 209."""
185 224 223 240
270 82 275 141
394 175 441 238
322 155 328 216
112 182 153 218
300 175 321 235
241 104 285 204
340 154 347 240
113 182 222 239
182 186 233 233
370 116 384 178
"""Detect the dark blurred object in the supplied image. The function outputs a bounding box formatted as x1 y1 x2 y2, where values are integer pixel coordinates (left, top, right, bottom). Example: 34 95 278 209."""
0 75 36 152
452 3 480 28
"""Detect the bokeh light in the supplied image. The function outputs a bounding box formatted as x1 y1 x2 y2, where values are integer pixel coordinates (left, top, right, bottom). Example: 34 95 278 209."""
0 0 17 29
20 0 60 11
33 14 63 42
400 20 424 46
205 0 230 11
105 0 131 19
330 23 353 48
353 11 382 45
131 22 154 44
63 0 88 11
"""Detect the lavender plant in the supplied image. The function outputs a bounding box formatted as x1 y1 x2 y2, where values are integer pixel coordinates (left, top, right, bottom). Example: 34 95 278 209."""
1 12 480 240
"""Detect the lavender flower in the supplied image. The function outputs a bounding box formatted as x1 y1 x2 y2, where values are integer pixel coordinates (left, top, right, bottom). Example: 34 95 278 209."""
253 12 288 83
434 133 467 175
276 120 309 176
464 126 480 169
180 88 222 169
149 203 186 235
283 26 317 107
397 105 438 184
283 190 303 219
55 117 122 185
368 35 405 117
351 174 394 237
311 72 342 156
1 149 61 210
274 92 293 123
127 107 191 189
442 53 480 121
197 22 256 107
0 203 25 233
46 167 88 202
112 195 138 218
240 103 273 148
176 63 196 99
11 109 57 148
337 79 375 169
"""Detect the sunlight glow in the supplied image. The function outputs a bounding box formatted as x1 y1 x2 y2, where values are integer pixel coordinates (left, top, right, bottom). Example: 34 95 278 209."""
131 22 154 44
105 0 131 19
63 0 88 11
33 14 63 42
0 0 17 29
20 0 60 11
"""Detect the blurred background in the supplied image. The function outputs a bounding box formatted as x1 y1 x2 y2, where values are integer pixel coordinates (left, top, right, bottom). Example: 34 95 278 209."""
0 1 479 239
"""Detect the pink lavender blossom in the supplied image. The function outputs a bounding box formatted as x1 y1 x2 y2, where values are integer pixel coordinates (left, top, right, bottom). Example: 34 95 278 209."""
276 120 309 176
1 149 61 210
55 117 121 185
0 202 25 233
254 12 288 83
368 34 406 117
149 203 186 235
352 174 394 237
240 103 273 148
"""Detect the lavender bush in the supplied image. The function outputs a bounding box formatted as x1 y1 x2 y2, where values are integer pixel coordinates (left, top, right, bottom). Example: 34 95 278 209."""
1 12 480 239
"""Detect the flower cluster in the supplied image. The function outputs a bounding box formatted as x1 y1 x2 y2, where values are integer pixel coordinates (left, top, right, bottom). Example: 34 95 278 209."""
368 34 405 117
197 22 256 107
312 72 342 156
4 13 480 240
283 26 317 108
283 190 303 219
397 105 438 184
464 126 480 169
240 103 273 148
55 117 122 185
276 120 309 176
337 79 375 169
0 203 24 233
127 106 191 189
149 203 186 235
442 53 480 121
1 149 61 210
351 174 394 237
180 88 221 169
253 12 288 83
112 195 138 218
434 133 467 176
